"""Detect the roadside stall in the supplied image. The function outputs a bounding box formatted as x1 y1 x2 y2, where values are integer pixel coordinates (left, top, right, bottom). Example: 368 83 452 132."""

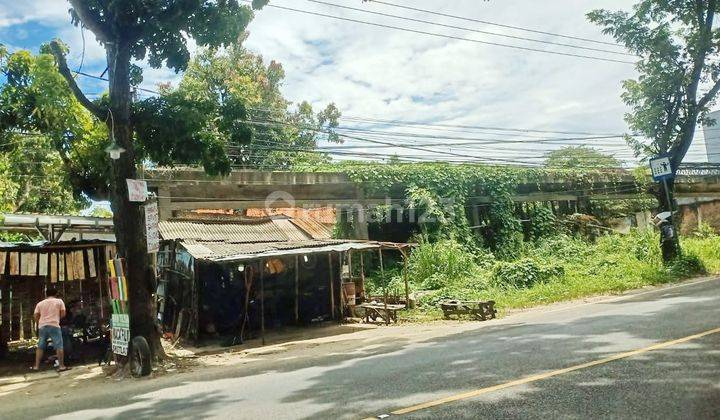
0 239 116 369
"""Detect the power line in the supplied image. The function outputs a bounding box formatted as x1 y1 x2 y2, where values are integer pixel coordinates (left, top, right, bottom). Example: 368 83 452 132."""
365 0 624 48
307 0 636 57
247 1 636 65
70 72 641 139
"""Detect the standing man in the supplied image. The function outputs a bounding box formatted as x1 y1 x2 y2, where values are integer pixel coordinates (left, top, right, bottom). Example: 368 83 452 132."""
32 288 69 372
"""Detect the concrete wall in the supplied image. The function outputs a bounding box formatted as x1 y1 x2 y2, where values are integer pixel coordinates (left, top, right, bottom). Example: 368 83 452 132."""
678 198 720 235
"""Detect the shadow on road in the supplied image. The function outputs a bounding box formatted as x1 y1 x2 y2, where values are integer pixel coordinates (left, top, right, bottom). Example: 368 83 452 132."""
15 279 720 419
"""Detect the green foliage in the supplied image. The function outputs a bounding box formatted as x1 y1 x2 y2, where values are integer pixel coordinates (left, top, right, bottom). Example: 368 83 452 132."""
527 205 556 241
311 162 647 254
588 2 720 163
401 229 720 318
491 258 564 289
0 46 110 200
89 206 113 218
407 239 489 290
544 146 621 169
693 222 717 239
668 253 706 278
684 233 720 273
148 46 341 171
68 1 263 73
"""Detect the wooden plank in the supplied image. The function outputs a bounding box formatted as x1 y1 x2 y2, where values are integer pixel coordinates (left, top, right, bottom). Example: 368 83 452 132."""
59 254 66 281
38 253 48 276
0 251 5 275
9 253 19 275
74 251 85 279
22 253 37 276
50 253 58 283
87 249 96 278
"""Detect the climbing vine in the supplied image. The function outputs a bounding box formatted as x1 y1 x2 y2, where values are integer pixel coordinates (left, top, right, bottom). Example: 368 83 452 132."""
308 162 652 254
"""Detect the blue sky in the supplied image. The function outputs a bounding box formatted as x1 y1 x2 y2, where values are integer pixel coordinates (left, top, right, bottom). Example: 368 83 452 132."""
0 0 713 165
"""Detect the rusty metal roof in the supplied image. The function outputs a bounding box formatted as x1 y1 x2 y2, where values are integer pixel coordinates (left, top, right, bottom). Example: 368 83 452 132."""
272 218 312 241
159 219 289 243
289 218 332 240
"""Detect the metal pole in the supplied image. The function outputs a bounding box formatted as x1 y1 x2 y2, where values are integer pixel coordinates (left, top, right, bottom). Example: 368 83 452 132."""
401 247 409 309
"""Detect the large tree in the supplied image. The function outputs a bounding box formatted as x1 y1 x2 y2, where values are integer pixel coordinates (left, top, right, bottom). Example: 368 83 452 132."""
0 46 99 214
544 145 622 169
44 0 268 359
162 44 340 169
589 1 720 261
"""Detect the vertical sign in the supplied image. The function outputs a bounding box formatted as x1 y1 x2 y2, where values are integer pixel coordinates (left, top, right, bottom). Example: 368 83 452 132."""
126 179 148 202
111 313 130 356
144 201 160 253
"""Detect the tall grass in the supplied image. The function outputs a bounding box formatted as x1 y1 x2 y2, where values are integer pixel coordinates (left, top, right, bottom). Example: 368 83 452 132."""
369 229 720 318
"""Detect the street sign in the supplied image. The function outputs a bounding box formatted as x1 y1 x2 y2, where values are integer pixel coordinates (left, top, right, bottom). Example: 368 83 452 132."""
111 313 130 356
144 201 160 253
126 179 148 202
649 156 673 181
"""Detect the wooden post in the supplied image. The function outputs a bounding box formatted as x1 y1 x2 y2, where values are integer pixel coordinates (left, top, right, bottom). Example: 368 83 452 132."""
1 278 10 349
294 255 299 324
400 247 410 309
260 260 265 346
359 252 366 300
328 253 335 319
378 248 388 325
347 250 353 282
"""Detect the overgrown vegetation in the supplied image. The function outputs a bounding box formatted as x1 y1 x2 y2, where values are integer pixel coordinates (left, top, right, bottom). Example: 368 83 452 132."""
366 228 719 319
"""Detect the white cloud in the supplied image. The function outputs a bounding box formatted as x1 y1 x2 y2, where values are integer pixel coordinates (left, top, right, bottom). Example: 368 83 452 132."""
0 0 70 28
238 0 644 162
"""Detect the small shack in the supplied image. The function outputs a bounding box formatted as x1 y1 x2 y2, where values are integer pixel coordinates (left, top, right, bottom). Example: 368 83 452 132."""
156 215 409 344
0 213 117 357
0 239 116 349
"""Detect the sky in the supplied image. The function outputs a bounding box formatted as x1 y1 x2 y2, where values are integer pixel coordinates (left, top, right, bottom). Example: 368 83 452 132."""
0 0 713 166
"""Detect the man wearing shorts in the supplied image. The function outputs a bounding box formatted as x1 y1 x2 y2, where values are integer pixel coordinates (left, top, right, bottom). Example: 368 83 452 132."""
32 288 68 371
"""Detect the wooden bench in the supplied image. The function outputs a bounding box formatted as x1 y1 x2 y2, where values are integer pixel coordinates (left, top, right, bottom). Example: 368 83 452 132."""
440 300 497 321
357 303 405 324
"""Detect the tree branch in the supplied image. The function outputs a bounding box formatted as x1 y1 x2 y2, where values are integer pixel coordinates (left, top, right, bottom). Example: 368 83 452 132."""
69 0 112 43
699 77 720 109
49 41 106 120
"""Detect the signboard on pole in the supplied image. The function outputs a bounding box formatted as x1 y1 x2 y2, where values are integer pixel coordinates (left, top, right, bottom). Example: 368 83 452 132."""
126 179 148 202
144 201 160 253
649 156 673 181
111 313 130 356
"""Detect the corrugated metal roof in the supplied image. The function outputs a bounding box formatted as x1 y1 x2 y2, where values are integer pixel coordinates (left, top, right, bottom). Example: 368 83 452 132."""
158 219 289 243
289 218 333 240
272 218 312 241
179 239 381 262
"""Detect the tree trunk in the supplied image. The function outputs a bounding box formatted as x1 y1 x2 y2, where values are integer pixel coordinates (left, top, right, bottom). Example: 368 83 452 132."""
656 178 680 263
106 43 162 358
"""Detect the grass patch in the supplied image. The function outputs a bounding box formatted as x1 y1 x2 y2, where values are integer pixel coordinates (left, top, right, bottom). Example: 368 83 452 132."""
367 230 720 321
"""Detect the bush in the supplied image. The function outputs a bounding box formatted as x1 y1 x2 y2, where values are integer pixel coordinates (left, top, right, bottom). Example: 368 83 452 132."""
408 239 488 290
694 222 718 239
491 258 565 289
668 253 706 277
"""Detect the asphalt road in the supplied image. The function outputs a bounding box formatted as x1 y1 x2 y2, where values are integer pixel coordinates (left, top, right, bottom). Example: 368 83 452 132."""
4 277 720 419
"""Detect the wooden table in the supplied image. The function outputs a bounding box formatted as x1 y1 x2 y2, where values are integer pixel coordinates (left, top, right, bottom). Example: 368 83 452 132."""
440 300 497 321
358 303 405 324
